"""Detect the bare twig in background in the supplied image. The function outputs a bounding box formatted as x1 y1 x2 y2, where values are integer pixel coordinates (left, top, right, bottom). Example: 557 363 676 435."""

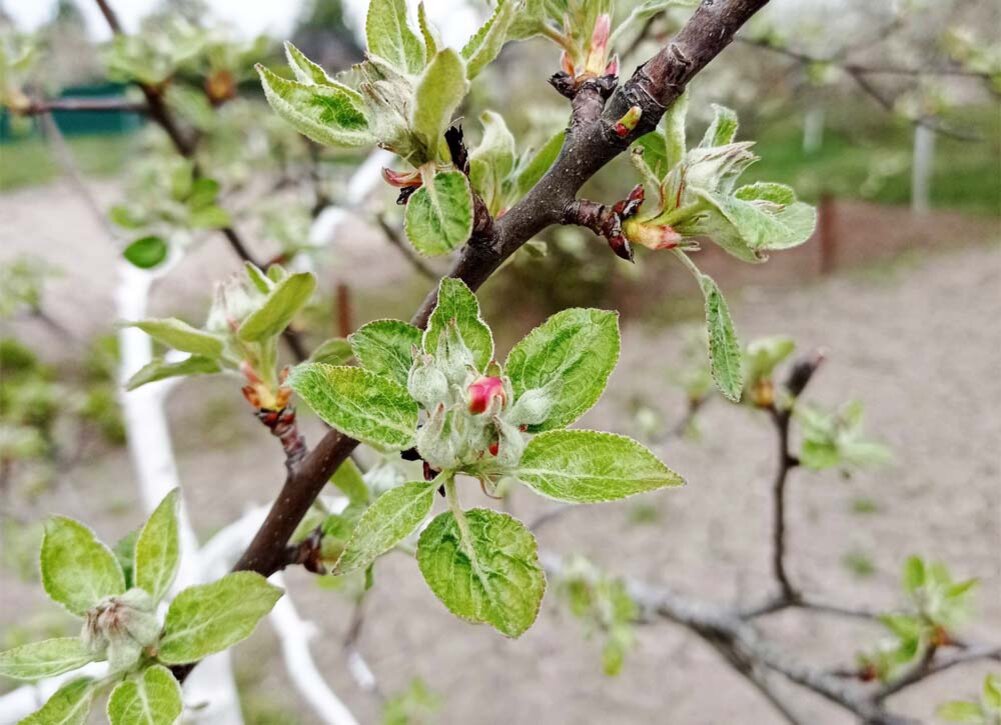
375 214 439 281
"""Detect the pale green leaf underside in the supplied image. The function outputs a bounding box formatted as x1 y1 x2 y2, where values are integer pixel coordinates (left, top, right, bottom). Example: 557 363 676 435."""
157 572 282 665
517 430 684 502
106 665 182 725
333 481 435 574
257 65 374 148
404 170 474 256
130 319 222 358
21 677 95 725
288 364 418 450
505 308 620 431
700 274 743 401
238 272 316 342
134 489 180 603
366 0 425 75
0 638 94 681
417 508 545 638
41 516 125 616
125 356 221 392
423 277 493 371
410 48 468 160
349 319 421 386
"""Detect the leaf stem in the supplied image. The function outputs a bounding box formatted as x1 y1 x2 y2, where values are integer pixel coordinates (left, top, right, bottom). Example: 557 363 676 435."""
444 476 472 553
671 247 702 281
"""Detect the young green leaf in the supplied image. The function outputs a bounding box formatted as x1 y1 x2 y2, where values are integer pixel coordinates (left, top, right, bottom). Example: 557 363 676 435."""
410 48 468 161
461 0 516 79
515 130 564 197
20 677 96 725
125 356 221 391
41 516 125 616
517 430 684 502
417 2 439 57
134 489 180 604
257 65 374 148
983 673 1001 711
417 508 545 638
114 530 139 589
333 481 436 574
283 41 358 93
123 236 168 269
0 638 95 681
288 363 419 450
237 272 316 342
107 665 182 725
309 337 354 365
469 111 516 214
157 572 282 664
701 104 739 147
935 701 985 723
366 0 426 75
129 319 223 358
505 308 620 431
349 319 422 386
423 277 493 371
663 89 688 171
330 458 370 506
404 170 474 256
699 274 743 401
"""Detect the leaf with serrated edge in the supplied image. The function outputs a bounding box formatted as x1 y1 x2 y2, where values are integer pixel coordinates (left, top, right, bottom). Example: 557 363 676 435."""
309 337 354 365
130 319 222 358
283 42 362 103
417 508 545 637
134 489 180 604
461 0 516 79
257 65 374 148
505 308 620 431
0 638 95 681
20 677 95 725
106 665 182 725
700 274 743 401
288 364 418 450
334 481 435 574
516 430 684 502
157 572 282 665
41 516 125 616
423 277 493 371
238 272 316 342
404 170 473 256
349 319 421 386
366 0 425 75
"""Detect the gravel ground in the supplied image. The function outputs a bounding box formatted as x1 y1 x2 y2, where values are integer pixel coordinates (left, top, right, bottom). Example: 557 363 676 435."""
1 180 999 724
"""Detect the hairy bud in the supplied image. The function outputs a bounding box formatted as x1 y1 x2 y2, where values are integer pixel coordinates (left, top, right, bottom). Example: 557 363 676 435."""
508 388 552 427
408 351 450 409
81 588 160 674
435 321 476 385
468 376 506 415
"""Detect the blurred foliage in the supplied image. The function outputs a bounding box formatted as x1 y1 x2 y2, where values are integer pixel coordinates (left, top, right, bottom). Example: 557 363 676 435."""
382 678 442 725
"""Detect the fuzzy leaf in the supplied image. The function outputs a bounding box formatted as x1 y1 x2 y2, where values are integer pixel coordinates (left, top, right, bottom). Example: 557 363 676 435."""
237 272 316 342
349 319 422 386
130 319 222 358
123 236 167 269
134 489 180 604
692 186 816 260
20 677 95 725
157 572 282 664
423 277 493 371
125 356 221 391
309 337 354 365
417 508 544 637
663 90 688 171
366 0 426 75
106 665 182 725
701 103 739 147
699 274 743 401
505 308 619 431
469 111 516 214
410 49 468 161
404 170 474 256
334 481 435 574
283 41 361 99
41 516 125 616
288 364 418 450
462 0 516 79
257 65 374 148
517 430 684 502
0 638 95 681
417 3 438 57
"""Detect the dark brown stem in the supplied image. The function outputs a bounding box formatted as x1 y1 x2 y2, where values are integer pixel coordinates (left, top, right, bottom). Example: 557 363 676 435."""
256 406 307 467
563 184 645 261
768 404 799 602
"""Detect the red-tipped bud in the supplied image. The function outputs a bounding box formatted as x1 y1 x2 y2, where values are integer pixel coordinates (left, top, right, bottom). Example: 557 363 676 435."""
240 361 263 385
381 167 423 188
590 14 611 56
560 50 575 77
623 218 683 250
468 376 506 414
604 54 619 77
488 441 500 456
613 105 643 138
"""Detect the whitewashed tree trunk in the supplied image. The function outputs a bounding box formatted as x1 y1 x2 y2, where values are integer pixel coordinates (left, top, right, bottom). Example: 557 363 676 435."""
802 106 824 155
911 123 935 214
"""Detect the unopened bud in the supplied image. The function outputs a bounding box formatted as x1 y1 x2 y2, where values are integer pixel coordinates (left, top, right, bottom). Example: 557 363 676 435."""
508 388 551 427
584 14 612 76
382 167 423 188
416 404 460 471
491 416 525 468
622 218 683 250
468 376 506 414
436 321 475 385
81 588 160 674
613 106 643 138
408 351 449 409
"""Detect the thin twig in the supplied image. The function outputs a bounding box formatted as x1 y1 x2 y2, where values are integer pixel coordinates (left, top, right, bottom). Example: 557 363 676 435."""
374 215 439 281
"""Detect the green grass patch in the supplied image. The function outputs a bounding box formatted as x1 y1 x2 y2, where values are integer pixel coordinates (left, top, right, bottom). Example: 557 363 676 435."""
0 134 133 191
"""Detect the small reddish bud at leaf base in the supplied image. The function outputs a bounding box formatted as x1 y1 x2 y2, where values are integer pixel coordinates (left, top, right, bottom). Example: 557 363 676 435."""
623 218 683 250
382 167 422 188
241 385 260 408
560 50 575 77
489 441 499 456
240 361 263 385
468 376 506 414
604 54 619 77
613 106 642 138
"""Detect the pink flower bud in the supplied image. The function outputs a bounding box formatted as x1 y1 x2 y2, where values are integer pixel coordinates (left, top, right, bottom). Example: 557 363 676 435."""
604 54 619 77
381 167 422 188
622 219 683 250
590 14 611 56
468 376 506 414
